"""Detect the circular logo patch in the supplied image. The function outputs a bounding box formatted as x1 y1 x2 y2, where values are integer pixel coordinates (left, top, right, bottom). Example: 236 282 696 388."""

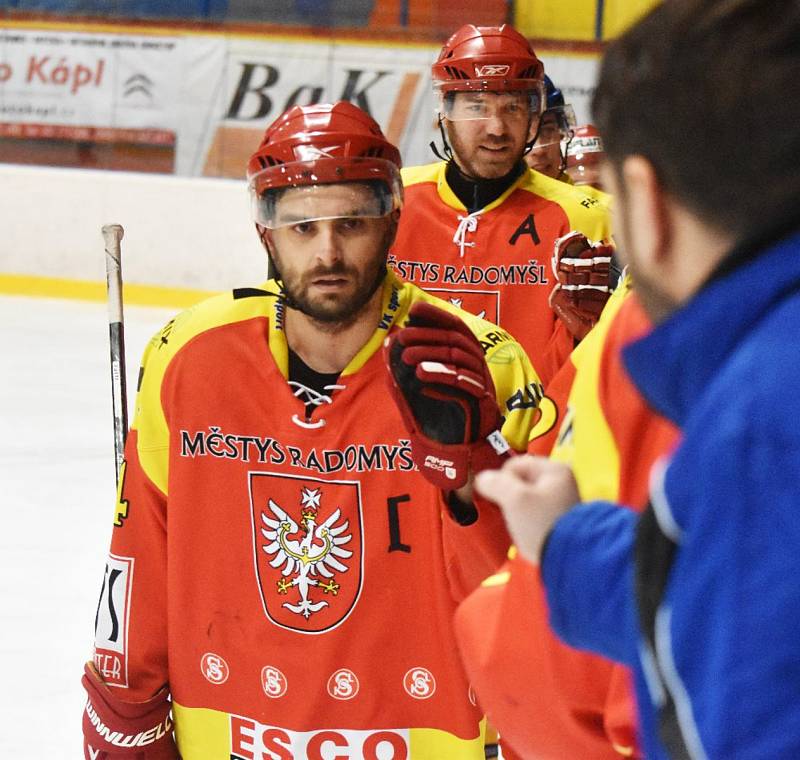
327 668 360 701
403 667 436 699
200 652 229 685
261 665 288 698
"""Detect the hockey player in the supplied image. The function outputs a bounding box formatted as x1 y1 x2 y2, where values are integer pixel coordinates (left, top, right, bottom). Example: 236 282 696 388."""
525 75 576 183
475 0 800 756
81 101 545 760
456 271 678 759
391 24 612 385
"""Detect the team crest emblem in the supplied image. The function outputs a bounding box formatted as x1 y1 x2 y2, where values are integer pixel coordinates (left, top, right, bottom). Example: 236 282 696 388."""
250 472 363 634
428 288 499 323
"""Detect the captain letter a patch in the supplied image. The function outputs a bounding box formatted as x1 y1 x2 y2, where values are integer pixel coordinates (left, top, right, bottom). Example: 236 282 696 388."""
249 472 363 634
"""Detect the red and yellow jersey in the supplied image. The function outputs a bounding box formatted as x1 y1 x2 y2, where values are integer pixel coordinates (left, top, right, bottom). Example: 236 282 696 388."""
547 280 679 506
577 183 610 205
529 274 630 458
90 272 545 760
392 161 612 385
455 283 680 760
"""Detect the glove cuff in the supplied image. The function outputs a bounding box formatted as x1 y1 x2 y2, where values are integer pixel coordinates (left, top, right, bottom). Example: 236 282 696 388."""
82 662 178 759
409 428 511 490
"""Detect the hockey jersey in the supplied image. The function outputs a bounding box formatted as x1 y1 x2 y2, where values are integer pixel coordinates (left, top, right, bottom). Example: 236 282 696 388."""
454 283 679 759
90 272 544 760
392 161 612 384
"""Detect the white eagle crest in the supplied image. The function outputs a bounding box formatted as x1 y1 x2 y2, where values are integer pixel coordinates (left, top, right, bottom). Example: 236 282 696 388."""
448 297 486 320
260 488 353 619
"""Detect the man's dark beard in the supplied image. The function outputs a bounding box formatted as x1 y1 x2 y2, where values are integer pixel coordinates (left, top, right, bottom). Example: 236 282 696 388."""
284 260 387 327
274 224 394 329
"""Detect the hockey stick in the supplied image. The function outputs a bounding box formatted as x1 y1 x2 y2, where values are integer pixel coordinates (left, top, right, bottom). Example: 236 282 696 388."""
102 223 128 487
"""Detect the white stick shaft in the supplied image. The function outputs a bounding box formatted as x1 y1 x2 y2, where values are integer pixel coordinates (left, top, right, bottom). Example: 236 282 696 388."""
102 223 128 487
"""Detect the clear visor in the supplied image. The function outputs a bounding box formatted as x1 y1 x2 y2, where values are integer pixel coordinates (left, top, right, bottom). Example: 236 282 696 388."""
249 163 402 230
434 84 543 122
530 104 577 148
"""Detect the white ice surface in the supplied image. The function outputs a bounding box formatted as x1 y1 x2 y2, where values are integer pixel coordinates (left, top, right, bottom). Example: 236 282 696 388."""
0 294 178 757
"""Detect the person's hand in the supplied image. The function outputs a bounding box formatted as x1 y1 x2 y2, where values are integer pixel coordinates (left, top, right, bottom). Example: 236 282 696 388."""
474 455 579 563
550 230 614 341
82 662 179 759
384 301 510 492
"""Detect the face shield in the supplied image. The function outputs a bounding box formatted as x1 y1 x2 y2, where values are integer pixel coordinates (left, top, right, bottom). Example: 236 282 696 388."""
248 157 403 230
434 81 544 123
531 104 577 148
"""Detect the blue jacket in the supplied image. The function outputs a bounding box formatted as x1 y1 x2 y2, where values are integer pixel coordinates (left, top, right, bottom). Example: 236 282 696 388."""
541 231 800 759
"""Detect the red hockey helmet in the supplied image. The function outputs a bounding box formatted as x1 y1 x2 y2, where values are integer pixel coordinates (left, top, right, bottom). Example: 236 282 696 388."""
432 24 545 120
566 124 605 167
565 124 606 188
247 101 403 229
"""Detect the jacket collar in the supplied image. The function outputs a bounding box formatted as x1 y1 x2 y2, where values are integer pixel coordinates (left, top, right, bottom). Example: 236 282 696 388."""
623 230 800 425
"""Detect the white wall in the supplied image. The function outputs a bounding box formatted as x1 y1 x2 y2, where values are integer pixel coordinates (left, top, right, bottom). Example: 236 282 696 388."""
1 164 268 292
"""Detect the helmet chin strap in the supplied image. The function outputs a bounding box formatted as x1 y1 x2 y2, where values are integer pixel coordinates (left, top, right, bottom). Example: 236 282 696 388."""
429 115 453 162
559 132 574 175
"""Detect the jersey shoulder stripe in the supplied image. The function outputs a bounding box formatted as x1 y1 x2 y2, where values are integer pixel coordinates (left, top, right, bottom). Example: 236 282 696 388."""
140 283 277 376
401 162 443 188
549 284 633 500
578 183 613 206
519 168 612 235
132 283 278 493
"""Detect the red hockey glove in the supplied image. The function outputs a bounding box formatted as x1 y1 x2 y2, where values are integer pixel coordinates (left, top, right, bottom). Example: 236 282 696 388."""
549 230 614 341
384 301 511 490
82 662 179 760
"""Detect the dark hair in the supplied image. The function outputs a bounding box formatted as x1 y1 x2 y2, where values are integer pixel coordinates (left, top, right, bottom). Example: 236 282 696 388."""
593 0 800 240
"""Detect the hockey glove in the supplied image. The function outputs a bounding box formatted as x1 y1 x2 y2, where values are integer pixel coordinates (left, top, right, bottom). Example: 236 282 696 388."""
549 230 614 341
82 662 179 760
384 301 511 490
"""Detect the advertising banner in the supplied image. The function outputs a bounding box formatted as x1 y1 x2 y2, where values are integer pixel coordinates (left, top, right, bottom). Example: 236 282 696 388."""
0 25 600 178
196 39 599 178
0 28 224 173
198 38 439 177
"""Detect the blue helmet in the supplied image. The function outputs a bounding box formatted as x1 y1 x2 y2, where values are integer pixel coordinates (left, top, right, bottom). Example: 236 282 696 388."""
530 75 577 172
544 75 565 110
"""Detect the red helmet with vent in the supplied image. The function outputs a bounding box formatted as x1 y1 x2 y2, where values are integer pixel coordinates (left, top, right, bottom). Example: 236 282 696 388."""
565 124 606 189
247 101 403 229
566 124 605 167
433 24 544 101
